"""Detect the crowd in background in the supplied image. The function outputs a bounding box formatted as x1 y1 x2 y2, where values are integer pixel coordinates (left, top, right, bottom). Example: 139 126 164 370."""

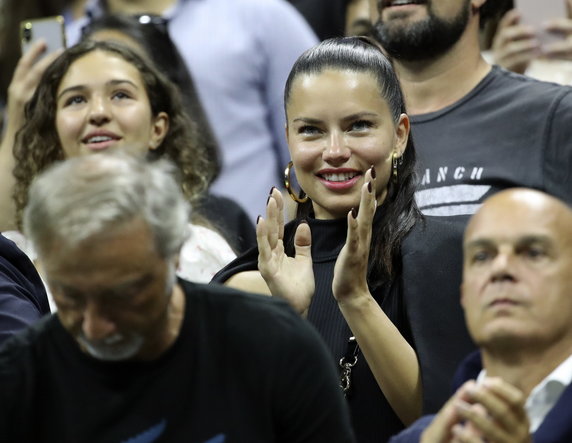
0 0 571 442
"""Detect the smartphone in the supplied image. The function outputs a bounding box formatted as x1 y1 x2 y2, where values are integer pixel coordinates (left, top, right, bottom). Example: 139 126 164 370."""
515 0 568 46
20 16 67 58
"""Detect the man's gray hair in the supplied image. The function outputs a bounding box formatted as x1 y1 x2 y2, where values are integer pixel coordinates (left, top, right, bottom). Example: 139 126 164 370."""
23 153 190 258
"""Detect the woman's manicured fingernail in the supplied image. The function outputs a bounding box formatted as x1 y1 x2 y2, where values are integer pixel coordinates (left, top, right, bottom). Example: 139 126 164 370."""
269 186 276 195
367 181 372 193
256 215 261 224
351 207 357 219
370 165 376 179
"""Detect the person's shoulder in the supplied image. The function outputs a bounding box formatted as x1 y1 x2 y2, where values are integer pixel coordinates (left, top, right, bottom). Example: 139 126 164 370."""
388 415 436 443
0 233 50 317
184 280 316 346
402 215 468 256
185 279 296 319
451 350 483 390
490 65 572 101
0 315 57 374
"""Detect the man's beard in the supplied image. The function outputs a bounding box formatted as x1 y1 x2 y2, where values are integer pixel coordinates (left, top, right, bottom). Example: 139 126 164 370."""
75 263 178 362
77 331 145 361
372 1 471 62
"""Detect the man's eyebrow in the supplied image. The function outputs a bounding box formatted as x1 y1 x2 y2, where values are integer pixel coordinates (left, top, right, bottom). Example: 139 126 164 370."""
516 235 554 247
464 238 494 250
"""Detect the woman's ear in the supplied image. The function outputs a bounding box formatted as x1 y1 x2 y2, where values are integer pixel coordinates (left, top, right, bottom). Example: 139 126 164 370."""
395 113 410 156
149 112 169 151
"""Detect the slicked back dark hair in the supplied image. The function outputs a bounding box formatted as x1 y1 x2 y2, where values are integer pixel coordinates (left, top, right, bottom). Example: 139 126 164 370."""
284 36 422 285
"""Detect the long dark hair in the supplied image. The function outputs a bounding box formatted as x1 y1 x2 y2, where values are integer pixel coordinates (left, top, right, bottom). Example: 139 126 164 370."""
13 40 211 228
284 36 422 285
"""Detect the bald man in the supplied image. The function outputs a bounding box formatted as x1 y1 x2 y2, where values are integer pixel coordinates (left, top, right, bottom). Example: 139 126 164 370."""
391 188 572 443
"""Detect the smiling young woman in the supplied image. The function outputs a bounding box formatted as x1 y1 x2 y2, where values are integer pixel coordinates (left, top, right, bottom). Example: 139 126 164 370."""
8 40 237 284
214 37 474 442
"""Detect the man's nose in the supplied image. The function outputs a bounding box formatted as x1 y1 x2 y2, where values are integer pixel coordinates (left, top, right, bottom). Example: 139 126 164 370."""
81 301 117 341
490 250 516 282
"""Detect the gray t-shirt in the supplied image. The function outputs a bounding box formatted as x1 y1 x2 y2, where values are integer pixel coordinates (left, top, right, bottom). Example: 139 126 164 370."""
412 65 572 216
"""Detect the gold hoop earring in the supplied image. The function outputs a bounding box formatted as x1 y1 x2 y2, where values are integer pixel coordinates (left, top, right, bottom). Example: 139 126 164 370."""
284 161 309 203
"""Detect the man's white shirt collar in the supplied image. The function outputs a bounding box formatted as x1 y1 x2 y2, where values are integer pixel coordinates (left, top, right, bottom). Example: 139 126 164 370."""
477 353 572 432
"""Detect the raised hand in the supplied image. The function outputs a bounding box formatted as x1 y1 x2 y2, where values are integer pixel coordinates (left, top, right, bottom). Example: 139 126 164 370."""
6 40 62 131
543 17 572 61
0 40 62 230
257 188 315 314
421 381 476 443
332 166 376 303
491 10 540 74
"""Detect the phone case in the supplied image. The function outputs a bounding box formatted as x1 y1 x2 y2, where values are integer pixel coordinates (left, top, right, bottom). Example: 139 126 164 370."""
20 16 67 57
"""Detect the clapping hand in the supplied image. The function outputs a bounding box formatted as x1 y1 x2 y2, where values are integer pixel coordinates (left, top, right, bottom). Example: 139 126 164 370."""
422 378 531 443
332 166 376 304
256 188 315 314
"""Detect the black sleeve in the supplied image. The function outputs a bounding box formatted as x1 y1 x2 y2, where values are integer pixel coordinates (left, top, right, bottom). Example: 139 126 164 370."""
0 329 38 441
211 245 260 284
0 234 50 345
401 216 476 414
211 219 299 284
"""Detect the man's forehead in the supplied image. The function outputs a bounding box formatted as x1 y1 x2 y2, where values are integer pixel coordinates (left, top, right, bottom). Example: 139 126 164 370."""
465 190 572 242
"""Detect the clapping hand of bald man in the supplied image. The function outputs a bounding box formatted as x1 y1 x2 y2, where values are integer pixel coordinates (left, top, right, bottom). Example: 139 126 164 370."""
421 378 532 443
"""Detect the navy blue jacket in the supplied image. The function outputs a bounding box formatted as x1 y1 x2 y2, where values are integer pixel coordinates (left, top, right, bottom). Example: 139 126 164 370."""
0 234 50 345
390 351 572 443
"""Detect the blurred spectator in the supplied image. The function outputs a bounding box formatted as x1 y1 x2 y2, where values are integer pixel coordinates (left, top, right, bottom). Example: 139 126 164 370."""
370 0 572 220
345 0 372 36
0 234 50 345
483 0 572 84
287 0 347 40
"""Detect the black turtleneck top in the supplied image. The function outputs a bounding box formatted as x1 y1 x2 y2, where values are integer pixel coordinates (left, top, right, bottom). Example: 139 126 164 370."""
213 214 475 443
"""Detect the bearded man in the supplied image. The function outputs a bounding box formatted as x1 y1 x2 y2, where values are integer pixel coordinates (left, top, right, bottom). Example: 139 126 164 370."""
369 0 572 216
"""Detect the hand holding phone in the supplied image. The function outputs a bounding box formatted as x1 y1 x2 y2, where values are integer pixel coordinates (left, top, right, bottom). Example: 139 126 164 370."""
514 0 568 47
8 37 64 133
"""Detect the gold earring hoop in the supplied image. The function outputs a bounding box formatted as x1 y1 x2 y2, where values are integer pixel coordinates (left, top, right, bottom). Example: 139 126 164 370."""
284 161 309 203
392 151 403 182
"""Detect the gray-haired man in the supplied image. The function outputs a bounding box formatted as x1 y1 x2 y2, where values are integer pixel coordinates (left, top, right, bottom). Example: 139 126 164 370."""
0 153 354 442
